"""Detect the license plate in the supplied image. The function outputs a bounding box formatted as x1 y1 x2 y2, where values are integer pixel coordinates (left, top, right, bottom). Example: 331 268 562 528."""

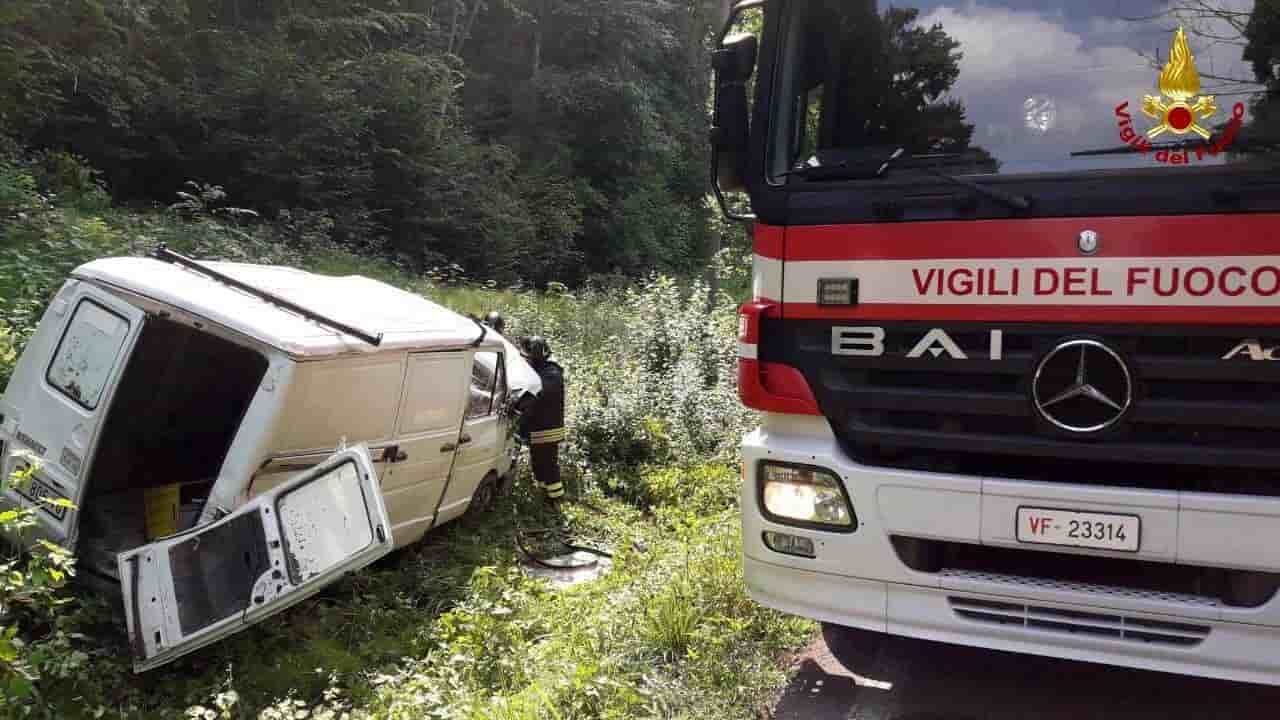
1016 507 1140 552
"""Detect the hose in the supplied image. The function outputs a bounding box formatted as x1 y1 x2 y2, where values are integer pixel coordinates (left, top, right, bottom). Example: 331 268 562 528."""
512 508 614 572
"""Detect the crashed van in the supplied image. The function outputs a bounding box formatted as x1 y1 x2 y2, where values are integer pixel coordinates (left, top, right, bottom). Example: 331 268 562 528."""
0 247 540 671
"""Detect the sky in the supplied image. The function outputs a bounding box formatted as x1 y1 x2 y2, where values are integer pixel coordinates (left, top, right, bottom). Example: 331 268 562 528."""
895 0 1266 172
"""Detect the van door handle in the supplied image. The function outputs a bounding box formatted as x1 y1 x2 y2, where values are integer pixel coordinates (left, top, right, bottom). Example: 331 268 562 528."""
381 445 408 463
440 443 456 453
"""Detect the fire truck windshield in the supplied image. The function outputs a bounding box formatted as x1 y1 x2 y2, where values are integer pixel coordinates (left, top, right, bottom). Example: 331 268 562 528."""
770 0 1277 184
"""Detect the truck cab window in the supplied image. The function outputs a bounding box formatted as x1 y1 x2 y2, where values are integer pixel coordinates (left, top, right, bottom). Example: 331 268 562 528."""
467 352 504 419
46 300 131 410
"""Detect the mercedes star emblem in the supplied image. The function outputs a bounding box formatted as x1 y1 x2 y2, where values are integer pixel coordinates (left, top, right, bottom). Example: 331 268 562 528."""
1033 339 1132 434
1078 230 1099 255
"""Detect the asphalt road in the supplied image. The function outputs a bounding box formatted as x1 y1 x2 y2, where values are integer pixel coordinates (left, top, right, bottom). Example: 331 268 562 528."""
770 628 1280 720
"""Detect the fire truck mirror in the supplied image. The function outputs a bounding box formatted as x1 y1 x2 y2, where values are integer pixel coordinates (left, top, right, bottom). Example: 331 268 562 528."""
711 34 756 192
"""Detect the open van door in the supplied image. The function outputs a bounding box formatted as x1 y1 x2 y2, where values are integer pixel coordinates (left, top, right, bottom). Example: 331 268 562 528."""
1 281 146 546
117 445 392 672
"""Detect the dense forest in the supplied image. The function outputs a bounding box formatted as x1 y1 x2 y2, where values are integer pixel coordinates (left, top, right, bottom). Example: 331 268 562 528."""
0 0 731 286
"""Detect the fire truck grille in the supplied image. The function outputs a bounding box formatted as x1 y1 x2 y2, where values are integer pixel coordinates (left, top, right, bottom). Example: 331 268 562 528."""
948 596 1211 647
769 320 1280 495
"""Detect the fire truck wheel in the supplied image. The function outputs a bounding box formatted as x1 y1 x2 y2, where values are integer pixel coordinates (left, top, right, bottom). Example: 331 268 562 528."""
821 622 885 674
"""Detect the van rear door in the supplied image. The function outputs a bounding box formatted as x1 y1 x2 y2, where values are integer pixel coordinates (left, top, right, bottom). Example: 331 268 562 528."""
117 445 392 672
1 282 146 545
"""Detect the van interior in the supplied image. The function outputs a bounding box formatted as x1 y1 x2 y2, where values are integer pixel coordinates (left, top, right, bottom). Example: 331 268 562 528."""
79 316 267 579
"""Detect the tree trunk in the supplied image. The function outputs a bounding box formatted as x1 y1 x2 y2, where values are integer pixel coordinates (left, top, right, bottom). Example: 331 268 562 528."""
460 0 483 55
436 1 467 143
532 26 542 78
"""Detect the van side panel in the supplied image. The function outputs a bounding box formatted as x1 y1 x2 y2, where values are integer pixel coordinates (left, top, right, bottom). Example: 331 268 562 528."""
273 356 405 452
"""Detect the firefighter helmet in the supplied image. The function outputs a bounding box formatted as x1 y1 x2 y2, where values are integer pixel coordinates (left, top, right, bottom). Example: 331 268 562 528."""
523 335 550 362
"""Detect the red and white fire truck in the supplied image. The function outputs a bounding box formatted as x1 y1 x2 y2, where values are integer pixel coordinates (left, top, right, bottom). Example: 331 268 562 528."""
714 0 1280 683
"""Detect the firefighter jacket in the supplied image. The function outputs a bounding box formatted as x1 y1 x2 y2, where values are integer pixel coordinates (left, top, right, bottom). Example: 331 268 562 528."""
523 359 566 445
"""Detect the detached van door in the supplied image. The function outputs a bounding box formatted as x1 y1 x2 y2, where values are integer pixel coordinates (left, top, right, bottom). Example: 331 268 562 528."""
2 282 145 546
117 445 392 673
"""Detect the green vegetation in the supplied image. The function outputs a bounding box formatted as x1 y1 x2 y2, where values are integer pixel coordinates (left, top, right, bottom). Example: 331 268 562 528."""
0 150 810 718
0 0 729 286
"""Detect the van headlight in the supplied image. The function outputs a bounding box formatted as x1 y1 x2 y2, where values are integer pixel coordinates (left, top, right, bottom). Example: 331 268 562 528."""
759 462 855 531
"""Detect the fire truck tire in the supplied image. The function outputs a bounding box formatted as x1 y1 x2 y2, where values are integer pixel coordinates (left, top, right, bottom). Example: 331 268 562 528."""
821 622 885 674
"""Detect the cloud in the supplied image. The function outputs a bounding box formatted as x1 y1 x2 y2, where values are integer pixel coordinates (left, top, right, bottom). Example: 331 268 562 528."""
912 0 1262 171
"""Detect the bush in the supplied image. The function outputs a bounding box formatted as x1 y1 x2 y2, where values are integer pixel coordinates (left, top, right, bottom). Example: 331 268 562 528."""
496 276 754 499
0 460 86 711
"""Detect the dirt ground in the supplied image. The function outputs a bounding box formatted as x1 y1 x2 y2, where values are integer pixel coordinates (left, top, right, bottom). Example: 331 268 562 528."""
769 628 1280 720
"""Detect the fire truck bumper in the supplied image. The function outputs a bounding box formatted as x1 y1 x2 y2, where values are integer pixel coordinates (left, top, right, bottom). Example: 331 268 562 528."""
742 414 1280 686
744 555 1280 685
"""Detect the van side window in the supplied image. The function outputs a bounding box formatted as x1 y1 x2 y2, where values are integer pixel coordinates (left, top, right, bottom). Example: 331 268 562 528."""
467 352 505 419
399 353 469 435
46 299 131 410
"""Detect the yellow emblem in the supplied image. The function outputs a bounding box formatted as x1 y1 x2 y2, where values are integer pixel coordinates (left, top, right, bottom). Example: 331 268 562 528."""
1142 27 1217 139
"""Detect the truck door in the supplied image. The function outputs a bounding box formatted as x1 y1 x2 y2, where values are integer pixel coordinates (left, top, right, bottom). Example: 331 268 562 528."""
1 281 146 546
380 351 469 545
436 350 508 523
117 445 392 673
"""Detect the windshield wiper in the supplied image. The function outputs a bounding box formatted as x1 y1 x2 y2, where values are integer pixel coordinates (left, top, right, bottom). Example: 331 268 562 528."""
784 147 1032 211
889 147 1032 211
1071 137 1280 157
784 148 952 180
915 166 1032 211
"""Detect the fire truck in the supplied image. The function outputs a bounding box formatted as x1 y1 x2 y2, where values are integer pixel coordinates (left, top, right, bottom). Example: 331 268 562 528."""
714 0 1280 683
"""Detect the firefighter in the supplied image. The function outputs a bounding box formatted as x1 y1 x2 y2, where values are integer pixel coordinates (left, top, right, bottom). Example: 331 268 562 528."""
483 311 506 335
520 336 566 504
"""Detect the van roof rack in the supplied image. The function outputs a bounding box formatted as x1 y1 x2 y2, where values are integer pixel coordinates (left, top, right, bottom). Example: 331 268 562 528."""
150 245 384 347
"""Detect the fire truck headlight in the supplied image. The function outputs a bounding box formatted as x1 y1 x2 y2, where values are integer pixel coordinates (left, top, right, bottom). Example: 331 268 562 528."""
759 462 855 531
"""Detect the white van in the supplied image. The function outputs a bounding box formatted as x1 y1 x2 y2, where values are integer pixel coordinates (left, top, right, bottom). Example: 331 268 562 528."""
0 248 540 671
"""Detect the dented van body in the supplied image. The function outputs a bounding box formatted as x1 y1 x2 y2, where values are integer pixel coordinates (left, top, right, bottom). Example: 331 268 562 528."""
0 253 540 671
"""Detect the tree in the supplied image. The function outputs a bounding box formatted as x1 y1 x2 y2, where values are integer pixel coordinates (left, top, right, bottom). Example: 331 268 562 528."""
810 3 975 153
1244 0 1280 135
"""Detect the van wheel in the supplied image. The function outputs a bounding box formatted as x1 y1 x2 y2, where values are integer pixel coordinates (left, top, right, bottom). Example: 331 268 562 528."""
821 622 885 674
468 475 499 516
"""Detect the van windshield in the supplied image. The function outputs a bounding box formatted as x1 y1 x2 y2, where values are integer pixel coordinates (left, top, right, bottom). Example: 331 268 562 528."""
772 0 1277 181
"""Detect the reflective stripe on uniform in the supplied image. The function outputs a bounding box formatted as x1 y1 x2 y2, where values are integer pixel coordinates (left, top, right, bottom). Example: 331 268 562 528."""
541 481 565 498
530 427 567 444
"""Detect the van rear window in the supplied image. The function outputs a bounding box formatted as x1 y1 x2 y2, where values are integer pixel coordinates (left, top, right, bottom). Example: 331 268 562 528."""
46 299 131 410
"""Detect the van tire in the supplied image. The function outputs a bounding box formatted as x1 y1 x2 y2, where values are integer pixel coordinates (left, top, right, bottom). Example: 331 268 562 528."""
821 622 885 674
468 474 499 517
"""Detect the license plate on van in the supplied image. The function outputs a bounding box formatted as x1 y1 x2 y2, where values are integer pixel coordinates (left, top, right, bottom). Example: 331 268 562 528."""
1016 507 1140 552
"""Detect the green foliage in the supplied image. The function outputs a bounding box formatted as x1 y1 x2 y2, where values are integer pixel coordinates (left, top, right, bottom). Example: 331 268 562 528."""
0 460 88 713
0 0 722 286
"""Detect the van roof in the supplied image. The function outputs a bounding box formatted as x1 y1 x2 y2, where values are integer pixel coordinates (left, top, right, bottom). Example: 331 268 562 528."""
74 257 497 358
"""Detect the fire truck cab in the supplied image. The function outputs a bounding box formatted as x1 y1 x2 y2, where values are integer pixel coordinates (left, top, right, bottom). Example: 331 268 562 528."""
715 0 1280 684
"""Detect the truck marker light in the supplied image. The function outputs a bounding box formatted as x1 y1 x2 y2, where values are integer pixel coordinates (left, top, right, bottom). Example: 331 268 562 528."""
817 278 858 306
